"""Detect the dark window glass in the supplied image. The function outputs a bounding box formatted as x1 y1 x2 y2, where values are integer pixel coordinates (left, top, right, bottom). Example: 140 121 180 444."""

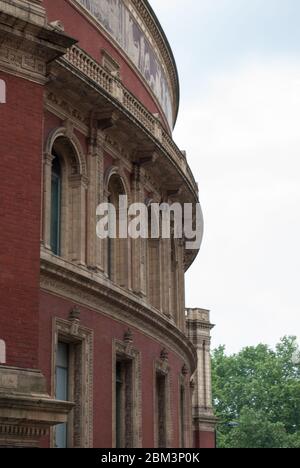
116 361 123 448
51 155 61 255
156 373 167 448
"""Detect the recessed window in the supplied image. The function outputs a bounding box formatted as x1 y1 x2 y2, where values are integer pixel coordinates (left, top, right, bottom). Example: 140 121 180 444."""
156 372 167 448
50 154 62 256
53 318 93 448
180 385 186 448
115 358 134 448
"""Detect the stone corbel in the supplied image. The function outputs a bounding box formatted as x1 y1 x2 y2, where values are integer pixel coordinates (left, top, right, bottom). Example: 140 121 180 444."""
63 119 74 139
95 110 120 132
133 150 159 167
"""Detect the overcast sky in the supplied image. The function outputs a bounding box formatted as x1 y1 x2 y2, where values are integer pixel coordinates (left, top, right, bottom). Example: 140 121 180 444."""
150 0 300 353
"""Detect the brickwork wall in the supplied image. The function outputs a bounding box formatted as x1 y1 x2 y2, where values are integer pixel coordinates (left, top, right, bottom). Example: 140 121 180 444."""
0 72 43 368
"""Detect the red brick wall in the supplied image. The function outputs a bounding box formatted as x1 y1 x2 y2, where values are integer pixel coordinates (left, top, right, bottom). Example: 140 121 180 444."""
39 291 188 448
42 0 169 130
0 72 43 369
194 430 216 449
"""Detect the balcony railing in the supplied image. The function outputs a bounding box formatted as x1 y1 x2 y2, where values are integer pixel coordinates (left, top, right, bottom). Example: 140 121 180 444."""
63 45 198 195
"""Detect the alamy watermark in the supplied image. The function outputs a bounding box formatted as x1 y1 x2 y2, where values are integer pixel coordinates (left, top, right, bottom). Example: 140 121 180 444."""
96 196 202 250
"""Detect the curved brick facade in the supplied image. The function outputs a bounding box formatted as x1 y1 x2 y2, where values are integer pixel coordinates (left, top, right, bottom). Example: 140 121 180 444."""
0 0 216 448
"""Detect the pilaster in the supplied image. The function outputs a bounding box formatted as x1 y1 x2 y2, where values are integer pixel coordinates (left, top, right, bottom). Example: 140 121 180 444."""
186 308 217 448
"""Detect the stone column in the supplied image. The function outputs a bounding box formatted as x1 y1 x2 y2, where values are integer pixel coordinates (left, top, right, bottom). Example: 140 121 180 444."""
131 165 146 296
42 152 55 250
186 309 217 448
68 174 88 265
86 126 100 270
160 236 171 317
177 240 186 331
95 131 106 272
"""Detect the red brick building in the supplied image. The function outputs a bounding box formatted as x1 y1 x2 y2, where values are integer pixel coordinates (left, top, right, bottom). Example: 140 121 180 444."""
0 0 216 448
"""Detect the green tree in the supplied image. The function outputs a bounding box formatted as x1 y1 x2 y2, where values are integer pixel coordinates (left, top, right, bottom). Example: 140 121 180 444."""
212 336 300 448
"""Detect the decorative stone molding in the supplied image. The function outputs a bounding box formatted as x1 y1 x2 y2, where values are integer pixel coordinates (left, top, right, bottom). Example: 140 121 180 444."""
51 316 94 448
42 126 88 264
0 43 46 83
45 92 89 134
44 126 87 178
104 165 131 204
0 366 73 448
160 348 169 363
186 309 217 436
182 364 189 377
154 353 172 448
40 250 197 374
124 328 133 345
61 46 198 196
0 0 76 83
56 45 202 271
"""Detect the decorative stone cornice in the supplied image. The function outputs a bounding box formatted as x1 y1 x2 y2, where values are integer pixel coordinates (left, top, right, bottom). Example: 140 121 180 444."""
0 0 76 83
40 249 198 374
0 365 73 447
60 46 198 199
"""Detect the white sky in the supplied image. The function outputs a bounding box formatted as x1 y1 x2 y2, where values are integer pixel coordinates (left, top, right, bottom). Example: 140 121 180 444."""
150 0 300 353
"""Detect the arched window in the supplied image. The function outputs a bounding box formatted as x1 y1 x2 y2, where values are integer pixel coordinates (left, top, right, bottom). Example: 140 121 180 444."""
43 129 87 265
50 154 62 256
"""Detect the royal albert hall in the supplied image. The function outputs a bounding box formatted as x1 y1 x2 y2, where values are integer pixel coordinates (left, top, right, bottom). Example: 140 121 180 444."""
0 0 216 448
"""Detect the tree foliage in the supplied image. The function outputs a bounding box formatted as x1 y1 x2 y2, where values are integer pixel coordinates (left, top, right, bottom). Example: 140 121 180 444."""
212 336 300 448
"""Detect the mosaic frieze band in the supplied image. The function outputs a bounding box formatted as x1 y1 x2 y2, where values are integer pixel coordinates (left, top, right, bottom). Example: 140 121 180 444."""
77 0 174 129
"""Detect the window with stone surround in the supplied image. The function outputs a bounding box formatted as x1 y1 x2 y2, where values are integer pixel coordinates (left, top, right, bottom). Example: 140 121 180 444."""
43 128 87 265
112 336 142 448
154 353 172 448
52 314 93 448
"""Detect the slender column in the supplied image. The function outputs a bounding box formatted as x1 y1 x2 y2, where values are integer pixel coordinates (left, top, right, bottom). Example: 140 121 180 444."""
177 240 186 331
160 236 171 317
95 132 106 272
186 309 216 448
86 127 99 269
131 165 146 296
42 152 55 250
68 174 88 265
